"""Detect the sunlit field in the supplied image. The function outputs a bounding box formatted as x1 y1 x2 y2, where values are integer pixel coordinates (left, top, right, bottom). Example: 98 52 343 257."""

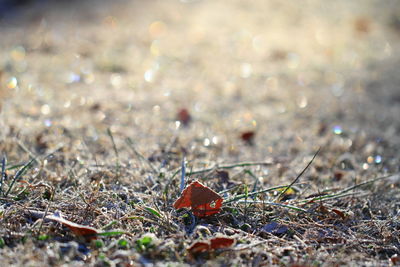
1 0 400 265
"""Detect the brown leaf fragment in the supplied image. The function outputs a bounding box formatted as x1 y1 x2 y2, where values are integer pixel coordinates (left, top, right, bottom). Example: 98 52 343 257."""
177 108 191 126
46 215 99 240
331 209 346 220
209 237 235 249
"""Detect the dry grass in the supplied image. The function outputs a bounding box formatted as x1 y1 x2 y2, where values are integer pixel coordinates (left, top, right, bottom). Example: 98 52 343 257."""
1 0 400 266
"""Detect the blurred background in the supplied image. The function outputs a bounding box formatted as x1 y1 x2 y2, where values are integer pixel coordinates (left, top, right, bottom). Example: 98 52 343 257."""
0 0 399 177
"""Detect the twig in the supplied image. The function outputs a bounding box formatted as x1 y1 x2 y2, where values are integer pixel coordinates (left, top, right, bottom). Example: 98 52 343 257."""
296 173 398 204
234 200 308 212
125 138 157 173
16 140 40 165
224 184 307 204
275 147 321 201
107 128 120 176
163 168 181 200
187 161 275 176
1 156 6 196
37 202 51 237
180 157 186 193
232 240 268 251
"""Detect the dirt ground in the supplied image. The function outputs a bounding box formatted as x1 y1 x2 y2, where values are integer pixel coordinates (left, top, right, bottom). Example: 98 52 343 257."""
1 0 400 266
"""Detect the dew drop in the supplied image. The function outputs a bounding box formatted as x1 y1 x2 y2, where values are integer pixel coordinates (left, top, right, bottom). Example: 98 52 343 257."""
6 77 18 89
144 69 155 83
149 21 167 39
66 72 81 84
10 45 26 61
41 104 50 115
333 125 342 135
375 155 382 164
110 73 122 88
44 119 52 127
240 63 252 78
297 95 308 108
212 136 218 145
203 138 210 147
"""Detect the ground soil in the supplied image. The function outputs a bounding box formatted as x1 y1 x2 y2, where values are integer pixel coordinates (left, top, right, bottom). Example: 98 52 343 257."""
0 0 400 266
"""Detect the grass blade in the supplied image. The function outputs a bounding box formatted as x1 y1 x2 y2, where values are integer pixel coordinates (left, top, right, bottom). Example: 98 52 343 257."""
224 184 306 204
235 200 308 213
97 230 126 237
275 147 321 201
144 207 162 218
125 137 157 173
187 161 275 176
107 128 120 176
4 158 36 197
1 156 6 196
180 157 186 193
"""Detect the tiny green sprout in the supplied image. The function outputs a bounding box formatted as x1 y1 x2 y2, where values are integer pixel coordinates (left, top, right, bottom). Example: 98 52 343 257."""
98 252 107 260
38 234 49 241
0 237 5 248
144 207 162 218
118 239 129 249
94 240 104 249
136 235 153 252
240 223 251 232
225 207 239 216
42 189 52 200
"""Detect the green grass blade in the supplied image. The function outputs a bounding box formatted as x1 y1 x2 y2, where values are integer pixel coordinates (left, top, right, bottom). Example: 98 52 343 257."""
144 207 162 218
4 158 36 197
97 230 126 237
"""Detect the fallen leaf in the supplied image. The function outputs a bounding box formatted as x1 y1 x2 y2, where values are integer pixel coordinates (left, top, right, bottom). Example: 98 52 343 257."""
187 241 210 255
240 131 255 145
354 16 371 34
209 237 235 249
187 236 235 257
46 214 99 240
390 254 400 265
173 181 223 217
261 221 288 235
331 209 346 220
177 108 191 126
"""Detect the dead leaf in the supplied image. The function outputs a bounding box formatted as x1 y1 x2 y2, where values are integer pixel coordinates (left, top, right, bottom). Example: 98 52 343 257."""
46 214 99 240
177 108 191 126
173 181 223 217
331 209 346 220
209 237 235 249
187 236 235 257
240 131 255 145
261 222 288 235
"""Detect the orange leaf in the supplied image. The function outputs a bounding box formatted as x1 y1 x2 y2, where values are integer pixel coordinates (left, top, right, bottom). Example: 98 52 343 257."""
46 215 99 240
187 236 235 257
187 241 211 255
240 131 255 145
331 209 345 220
173 181 223 217
177 108 191 126
210 237 235 249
